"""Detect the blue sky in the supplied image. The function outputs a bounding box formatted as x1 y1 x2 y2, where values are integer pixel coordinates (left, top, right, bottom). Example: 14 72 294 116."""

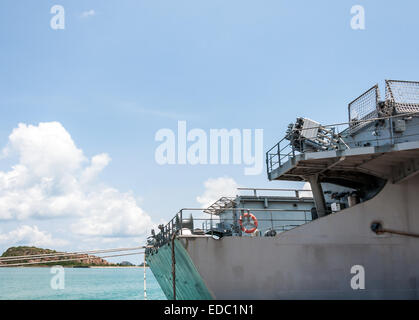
0 0 418 262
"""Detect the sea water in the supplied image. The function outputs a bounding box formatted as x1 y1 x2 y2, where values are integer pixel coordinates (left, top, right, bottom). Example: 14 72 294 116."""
0 267 166 300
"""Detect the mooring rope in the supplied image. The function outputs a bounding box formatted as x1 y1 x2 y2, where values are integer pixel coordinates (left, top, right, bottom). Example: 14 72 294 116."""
143 252 147 300
0 251 144 267
0 246 146 262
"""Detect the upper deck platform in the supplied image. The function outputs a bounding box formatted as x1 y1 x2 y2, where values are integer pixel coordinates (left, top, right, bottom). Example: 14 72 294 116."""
266 80 419 186
268 140 419 186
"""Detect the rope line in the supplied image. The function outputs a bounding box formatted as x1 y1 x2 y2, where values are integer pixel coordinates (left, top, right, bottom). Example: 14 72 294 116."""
0 251 144 267
0 246 146 262
291 111 419 132
143 252 147 300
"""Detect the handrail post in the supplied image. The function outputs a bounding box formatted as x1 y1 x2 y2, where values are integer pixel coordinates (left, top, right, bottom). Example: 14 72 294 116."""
389 116 394 145
233 207 238 235
180 210 183 236
211 211 213 237
270 212 273 231
171 233 176 300
171 219 174 237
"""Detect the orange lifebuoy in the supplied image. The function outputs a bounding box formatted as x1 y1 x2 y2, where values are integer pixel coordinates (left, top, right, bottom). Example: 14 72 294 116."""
239 212 258 234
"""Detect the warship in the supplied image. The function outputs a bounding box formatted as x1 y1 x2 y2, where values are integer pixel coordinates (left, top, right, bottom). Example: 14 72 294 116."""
146 80 419 299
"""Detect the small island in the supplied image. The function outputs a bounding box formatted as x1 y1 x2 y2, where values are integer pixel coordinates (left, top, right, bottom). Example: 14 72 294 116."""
0 246 142 268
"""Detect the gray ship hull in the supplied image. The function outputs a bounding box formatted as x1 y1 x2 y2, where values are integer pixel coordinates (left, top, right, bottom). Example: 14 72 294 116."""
146 80 419 299
149 173 419 299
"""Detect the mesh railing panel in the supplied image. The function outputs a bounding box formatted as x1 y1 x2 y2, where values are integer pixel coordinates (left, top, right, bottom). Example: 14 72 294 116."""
348 85 379 133
385 80 419 113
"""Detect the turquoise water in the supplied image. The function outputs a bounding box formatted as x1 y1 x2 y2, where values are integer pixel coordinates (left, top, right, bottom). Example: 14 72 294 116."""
0 267 166 300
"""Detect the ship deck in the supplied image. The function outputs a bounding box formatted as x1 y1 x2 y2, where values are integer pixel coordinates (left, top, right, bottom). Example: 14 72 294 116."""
268 140 419 185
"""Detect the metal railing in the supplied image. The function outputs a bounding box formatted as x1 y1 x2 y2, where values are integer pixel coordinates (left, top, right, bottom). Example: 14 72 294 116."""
147 208 313 249
266 81 419 176
266 135 299 175
266 112 419 176
348 84 380 134
237 187 311 198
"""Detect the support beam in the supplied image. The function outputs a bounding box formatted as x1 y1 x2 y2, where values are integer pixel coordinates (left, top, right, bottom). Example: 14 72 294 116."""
317 156 346 175
307 174 327 217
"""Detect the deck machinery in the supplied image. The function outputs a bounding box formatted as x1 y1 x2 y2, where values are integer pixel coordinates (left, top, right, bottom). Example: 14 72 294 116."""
146 80 419 299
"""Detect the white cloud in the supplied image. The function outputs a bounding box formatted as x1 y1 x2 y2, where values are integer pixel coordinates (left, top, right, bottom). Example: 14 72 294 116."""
0 225 67 248
0 122 153 238
196 177 239 208
81 10 96 18
71 188 152 237
81 153 111 184
5 122 85 178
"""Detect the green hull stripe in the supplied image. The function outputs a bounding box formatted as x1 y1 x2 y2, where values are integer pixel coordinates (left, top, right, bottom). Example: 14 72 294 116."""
146 239 213 300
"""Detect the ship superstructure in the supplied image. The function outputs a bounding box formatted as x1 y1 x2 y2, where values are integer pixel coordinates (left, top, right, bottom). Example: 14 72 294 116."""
146 80 419 299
